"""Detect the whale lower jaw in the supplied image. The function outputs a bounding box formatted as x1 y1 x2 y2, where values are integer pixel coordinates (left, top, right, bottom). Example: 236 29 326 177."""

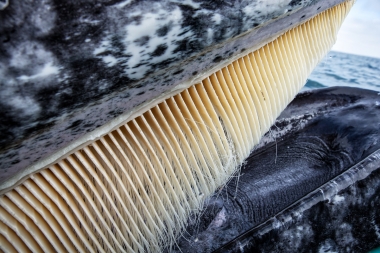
0 1 354 252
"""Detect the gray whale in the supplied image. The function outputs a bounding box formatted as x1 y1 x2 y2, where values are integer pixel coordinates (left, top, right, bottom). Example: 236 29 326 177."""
0 1 360 251
171 87 380 253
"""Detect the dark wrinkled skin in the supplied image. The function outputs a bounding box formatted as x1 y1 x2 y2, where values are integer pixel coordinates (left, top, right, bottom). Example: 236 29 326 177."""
226 161 380 253
169 87 380 253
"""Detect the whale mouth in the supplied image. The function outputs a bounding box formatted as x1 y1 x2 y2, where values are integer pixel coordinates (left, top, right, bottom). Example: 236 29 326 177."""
207 86 380 253
0 1 354 252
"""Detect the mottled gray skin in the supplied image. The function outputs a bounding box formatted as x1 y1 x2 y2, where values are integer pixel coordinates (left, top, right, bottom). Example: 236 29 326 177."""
170 87 380 253
0 0 346 184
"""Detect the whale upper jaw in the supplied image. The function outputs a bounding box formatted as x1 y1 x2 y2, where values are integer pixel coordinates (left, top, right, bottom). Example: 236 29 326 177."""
0 0 350 189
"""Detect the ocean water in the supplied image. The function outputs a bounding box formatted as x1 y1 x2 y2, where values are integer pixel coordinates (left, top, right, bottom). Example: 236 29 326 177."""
303 51 380 92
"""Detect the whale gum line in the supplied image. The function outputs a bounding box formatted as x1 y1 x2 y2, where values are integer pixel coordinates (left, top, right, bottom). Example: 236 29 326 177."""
0 1 354 252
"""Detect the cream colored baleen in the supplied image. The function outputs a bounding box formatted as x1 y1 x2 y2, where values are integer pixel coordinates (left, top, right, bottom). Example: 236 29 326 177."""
0 1 354 252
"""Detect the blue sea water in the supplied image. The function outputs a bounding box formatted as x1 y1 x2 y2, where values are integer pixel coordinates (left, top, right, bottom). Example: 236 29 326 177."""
303 51 380 92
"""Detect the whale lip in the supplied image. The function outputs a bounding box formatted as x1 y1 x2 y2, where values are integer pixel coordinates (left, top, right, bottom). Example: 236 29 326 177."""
214 149 380 252
170 87 380 252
